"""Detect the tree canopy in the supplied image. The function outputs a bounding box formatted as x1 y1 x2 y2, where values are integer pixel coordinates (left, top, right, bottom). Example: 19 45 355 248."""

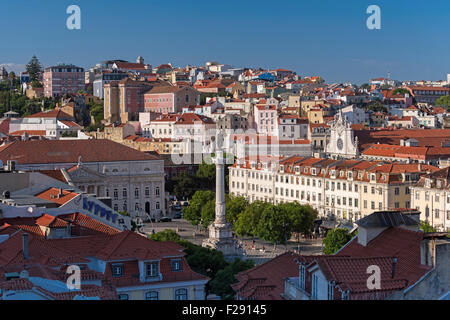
182 190 215 227
149 229 253 298
26 55 42 82
322 228 353 255
419 221 437 233
435 95 450 110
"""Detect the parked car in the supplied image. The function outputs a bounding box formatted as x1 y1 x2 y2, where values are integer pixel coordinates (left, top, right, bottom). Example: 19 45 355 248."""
159 216 172 222
173 204 181 211
173 212 182 219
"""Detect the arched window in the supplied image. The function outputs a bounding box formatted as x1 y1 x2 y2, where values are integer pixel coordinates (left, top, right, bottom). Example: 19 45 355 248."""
175 288 188 300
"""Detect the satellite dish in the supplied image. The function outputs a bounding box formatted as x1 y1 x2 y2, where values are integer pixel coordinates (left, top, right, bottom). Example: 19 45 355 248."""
27 207 34 214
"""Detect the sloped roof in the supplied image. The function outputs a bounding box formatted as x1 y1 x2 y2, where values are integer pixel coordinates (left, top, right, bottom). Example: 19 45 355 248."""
0 139 160 164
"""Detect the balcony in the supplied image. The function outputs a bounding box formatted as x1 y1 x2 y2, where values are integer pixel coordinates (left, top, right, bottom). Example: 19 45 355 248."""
282 277 310 300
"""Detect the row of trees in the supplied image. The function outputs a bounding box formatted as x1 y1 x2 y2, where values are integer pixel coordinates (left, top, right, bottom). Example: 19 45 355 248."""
165 160 230 200
149 229 253 299
183 191 318 249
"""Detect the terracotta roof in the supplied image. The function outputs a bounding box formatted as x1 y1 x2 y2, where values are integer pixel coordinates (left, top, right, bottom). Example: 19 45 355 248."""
232 252 299 300
355 129 450 150
337 227 431 287
25 109 74 120
35 188 79 206
60 120 82 128
10 130 47 136
0 139 160 165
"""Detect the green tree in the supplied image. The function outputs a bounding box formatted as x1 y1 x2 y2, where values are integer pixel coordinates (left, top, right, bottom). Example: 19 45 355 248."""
360 83 370 90
435 95 450 110
322 228 353 255
201 198 216 228
149 229 181 242
197 160 216 181
392 88 409 96
234 201 268 238
183 190 215 227
367 99 387 113
26 55 42 82
420 221 437 233
284 203 317 242
225 195 248 225
173 174 198 200
256 204 291 250
208 258 254 300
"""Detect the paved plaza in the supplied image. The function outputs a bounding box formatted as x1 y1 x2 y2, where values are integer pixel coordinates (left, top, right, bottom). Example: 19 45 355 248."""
142 218 324 265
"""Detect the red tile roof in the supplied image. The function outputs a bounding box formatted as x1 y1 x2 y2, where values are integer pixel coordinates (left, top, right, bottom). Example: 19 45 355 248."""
0 139 160 165
337 227 431 288
25 109 74 120
35 188 79 206
232 252 299 300
10 130 47 136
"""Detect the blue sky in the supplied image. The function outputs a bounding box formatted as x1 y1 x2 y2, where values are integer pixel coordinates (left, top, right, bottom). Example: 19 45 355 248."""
1 0 449 84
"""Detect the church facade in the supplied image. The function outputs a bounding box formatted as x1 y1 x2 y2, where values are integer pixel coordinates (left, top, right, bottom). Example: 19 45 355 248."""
325 110 359 159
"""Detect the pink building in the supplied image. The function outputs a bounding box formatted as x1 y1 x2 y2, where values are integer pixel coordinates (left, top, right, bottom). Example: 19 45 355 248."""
43 65 84 97
254 105 278 136
143 86 200 114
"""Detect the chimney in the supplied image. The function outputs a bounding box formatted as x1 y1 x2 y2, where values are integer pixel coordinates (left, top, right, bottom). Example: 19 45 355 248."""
58 188 64 198
418 163 422 172
391 257 397 278
22 232 29 260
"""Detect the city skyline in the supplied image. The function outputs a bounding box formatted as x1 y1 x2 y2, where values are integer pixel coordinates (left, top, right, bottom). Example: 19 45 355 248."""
1 0 450 84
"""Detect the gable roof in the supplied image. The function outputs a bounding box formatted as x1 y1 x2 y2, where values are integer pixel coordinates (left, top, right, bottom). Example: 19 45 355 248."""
0 139 160 165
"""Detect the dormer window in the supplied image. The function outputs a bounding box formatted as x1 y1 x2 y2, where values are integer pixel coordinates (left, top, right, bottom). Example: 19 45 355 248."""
170 259 183 272
425 179 432 188
436 180 442 188
146 261 160 278
311 168 317 175
347 172 353 179
370 174 376 181
111 263 124 277
299 265 306 289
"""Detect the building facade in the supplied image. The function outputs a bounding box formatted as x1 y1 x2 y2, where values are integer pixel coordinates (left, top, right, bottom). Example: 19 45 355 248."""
43 65 85 98
229 156 438 222
411 167 450 231
0 140 166 220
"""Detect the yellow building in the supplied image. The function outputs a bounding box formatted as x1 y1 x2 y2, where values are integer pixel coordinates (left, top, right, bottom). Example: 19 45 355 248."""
411 166 450 232
230 156 439 223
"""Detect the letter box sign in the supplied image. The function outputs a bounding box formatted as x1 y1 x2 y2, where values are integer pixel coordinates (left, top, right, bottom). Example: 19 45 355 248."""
83 198 118 223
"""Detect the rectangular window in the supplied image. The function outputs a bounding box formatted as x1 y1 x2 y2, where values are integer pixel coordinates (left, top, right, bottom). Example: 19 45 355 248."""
146 262 159 278
111 263 124 277
145 291 159 300
328 282 334 300
312 275 318 300
170 259 183 272
299 265 305 289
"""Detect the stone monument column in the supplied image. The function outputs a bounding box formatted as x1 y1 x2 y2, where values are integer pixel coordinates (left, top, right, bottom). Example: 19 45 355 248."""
202 147 240 258
215 150 226 225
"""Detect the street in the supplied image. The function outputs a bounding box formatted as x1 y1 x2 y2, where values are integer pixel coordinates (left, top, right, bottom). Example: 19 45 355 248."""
142 216 324 265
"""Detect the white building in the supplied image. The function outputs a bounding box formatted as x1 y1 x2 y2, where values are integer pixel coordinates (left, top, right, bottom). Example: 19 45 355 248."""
325 110 359 159
7 109 83 139
340 105 368 125
278 115 309 140
0 139 165 220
